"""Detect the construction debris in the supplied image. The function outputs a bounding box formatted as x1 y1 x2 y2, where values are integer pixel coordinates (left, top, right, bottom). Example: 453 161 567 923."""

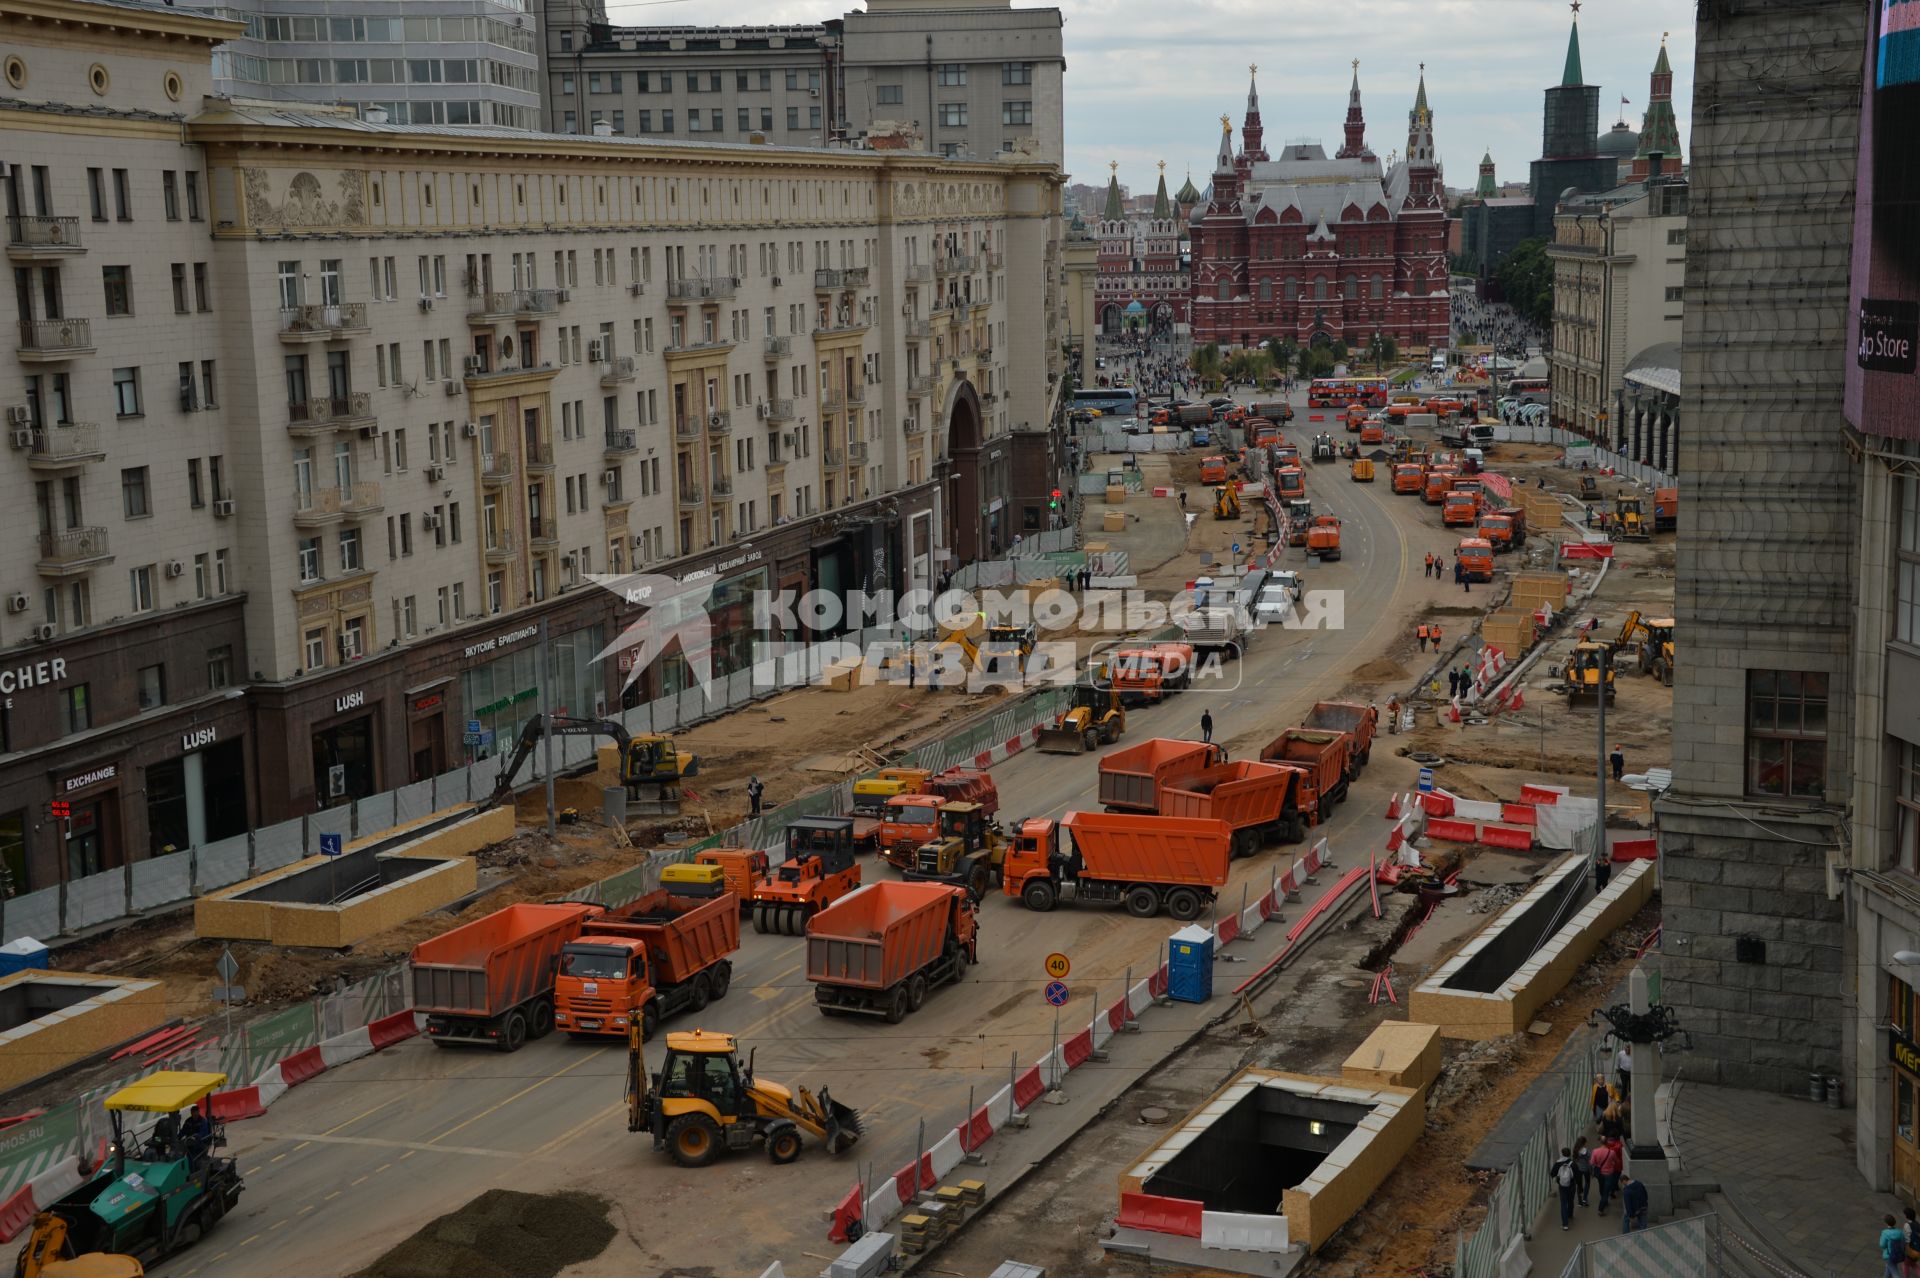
353 1189 614 1278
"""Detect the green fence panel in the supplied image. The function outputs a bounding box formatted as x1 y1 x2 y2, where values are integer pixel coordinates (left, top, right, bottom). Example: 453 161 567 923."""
244 1003 319 1080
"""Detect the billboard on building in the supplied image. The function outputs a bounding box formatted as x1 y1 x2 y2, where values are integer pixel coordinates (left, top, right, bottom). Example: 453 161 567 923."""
1847 0 1920 437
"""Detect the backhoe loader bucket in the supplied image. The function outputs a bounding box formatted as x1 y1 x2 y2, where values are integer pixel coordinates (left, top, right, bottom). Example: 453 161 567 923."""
816 1087 864 1155
1037 724 1093 754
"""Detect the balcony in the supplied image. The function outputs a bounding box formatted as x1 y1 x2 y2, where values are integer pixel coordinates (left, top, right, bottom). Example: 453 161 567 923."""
481 452 516 484
844 266 870 288
848 440 868 464
528 516 558 547
17 318 94 362
907 373 937 397
928 303 956 322
847 384 867 405
976 348 994 366
292 482 382 527
813 269 845 291
525 441 555 472
6 215 84 260
666 277 736 302
823 447 843 468
985 251 1005 271
905 263 933 284
23 424 104 469
936 254 977 276
905 319 932 340
814 316 869 338
662 337 735 357
981 391 999 410
465 289 558 320
604 429 638 457
764 335 791 360
705 410 732 434
287 392 374 438
678 483 704 508
484 533 517 564
674 416 702 441
903 417 926 436
599 356 636 387
712 475 734 497
820 389 844 413
279 303 369 341
36 527 110 575
760 399 795 422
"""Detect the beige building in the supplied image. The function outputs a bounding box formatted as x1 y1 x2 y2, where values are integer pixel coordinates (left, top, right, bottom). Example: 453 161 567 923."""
1059 215 1098 385
0 0 1063 889
1545 176 1688 441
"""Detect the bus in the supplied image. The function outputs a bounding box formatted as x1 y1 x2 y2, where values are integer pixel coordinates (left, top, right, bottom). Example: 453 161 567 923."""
1503 377 1549 405
1306 378 1389 409
1070 387 1140 418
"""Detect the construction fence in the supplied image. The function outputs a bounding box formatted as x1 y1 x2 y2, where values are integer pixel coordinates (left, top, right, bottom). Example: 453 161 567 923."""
1488 422 1676 492
1554 1214 1739 1278
1086 429 1196 454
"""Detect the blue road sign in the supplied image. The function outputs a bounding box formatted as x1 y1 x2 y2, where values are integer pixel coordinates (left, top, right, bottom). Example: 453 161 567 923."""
1418 768 1435 793
466 719 482 735
1044 979 1070 1007
320 833 343 857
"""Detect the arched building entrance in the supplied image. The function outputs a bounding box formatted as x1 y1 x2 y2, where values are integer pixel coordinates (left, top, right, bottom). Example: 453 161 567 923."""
940 380 1003 565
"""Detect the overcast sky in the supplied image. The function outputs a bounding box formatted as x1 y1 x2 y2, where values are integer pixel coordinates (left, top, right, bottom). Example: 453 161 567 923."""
606 0 1695 195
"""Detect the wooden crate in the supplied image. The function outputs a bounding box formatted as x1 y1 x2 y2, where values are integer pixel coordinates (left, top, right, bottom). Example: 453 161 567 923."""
1510 570 1569 613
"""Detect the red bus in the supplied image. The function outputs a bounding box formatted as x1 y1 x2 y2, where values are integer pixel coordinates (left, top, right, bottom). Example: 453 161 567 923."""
1307 378 1389 409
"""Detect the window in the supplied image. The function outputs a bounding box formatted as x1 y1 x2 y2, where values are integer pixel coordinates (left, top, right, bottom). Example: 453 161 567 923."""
339 527 361 572
938 63 967 86
786 106 799 131
129 565 154 613
120 467 150 518
59 684 90 736
171 264 189 314
1899 477 1920 645
185 172 201 220
1745 669 1828 799
876 85 903 105
192 552 209 599
111 169 131 221
187 459 204 508
304 629 327 670
1003 62 1033 85
207 644 232 690
162 172 180 221
341 616 366 660
662 110 674 133
298 536 322 582
1667 228 1686 246
1665 286 1684 303
112 367 141 417
102 266 131 316
136 664 166 710
1001 101 1032 126
87 169 106 222
939 103 968 127
215 548 229 594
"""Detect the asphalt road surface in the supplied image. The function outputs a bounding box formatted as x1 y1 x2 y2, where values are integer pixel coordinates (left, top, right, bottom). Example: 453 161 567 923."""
157 382 1479 1278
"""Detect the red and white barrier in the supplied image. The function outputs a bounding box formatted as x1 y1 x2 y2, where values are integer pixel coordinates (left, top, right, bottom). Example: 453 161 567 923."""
970 724 1044 770
208 1010 424 1123
0 1151 94 1243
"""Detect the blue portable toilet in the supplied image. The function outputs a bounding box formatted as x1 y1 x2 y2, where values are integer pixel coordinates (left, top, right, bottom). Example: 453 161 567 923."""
1167 924 1216 1004
1418 767 1435 793
0 937 50 977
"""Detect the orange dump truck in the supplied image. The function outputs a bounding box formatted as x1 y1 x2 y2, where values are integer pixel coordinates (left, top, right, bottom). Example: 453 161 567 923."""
1306 514 1342 560
1442 487 1481 527
1160 759 1318 852
1003 811 1232 920
1109 644 1195 706
806 881 977 1023
924 767 999 818
1275 466 1306 500
1359 421 1386 445
1458 537 1495 582
1479 507 1526 549
1199 455 1230 485
878 793 945 867
1249 419 1281 448
1654 487 1678 532
553 890 740 1040
414 901 632 1052
1423 467 1460 504
1249 400 1294 422
1098 737 1228 812
1303 699 1378 772
1259 728 1352 814
1392 463 1425 495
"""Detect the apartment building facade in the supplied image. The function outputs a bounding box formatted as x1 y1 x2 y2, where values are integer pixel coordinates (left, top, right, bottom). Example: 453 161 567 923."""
0 0 1062 893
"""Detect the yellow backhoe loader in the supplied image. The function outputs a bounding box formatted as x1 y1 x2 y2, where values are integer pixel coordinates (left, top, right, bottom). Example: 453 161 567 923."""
1562 641 1617 704
1213 484 1241 520
1614 610 1676 686
1037 680 1126 754
1612 496 1651 541
627 1027 862 1167
14 1216 144 1278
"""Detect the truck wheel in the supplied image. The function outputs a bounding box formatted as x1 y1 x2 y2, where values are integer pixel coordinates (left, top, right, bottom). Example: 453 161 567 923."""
1359 745 1372 768
1022 880 1058 912
967 864 991 903
665 1114 724 1168
689 972 711 1012
1231 828 1258 860
528 998 555 1040
1166 889 1203 922
906 973 929 1013
884 986 911 1024
498 1011 528 1053
766 1125 804 1165
1125 886 1161 918
641 1004 660 1041
709 962 733 1000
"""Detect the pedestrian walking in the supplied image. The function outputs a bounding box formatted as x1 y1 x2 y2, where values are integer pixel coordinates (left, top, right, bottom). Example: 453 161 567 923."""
1550 1146 1577 1230
746 775 765 817
1448 669 1460 698
1903 1207 1920 1278
1457 560 1469 592
1432 624 1444 650
1416 623 1430 653
1616 1043 1633 1096
1619 1173 1648 1234
1591 1136 1623 1213
1610 743 1626 780
1594 853 1612 895
1887 1215 1913 1278
905 640 916 689
1200 709 1214 744
1572 1136 1593 1207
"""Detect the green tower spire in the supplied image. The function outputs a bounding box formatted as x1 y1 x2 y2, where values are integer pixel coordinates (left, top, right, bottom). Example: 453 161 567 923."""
1103 163 1124 221
1562 15 1584 86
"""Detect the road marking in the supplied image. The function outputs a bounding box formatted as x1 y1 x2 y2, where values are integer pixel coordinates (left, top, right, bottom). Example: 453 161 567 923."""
400 1148 416 1160
297 1205 315 1216
325 1190 342 1201
375 1162 392 1173
350 1175 369 1186
241 1130 535 1160
426 1048 605 1146
529 1102 623 1158
240 1235 258 1247
270 1219 288 1231
269 1152 287 1163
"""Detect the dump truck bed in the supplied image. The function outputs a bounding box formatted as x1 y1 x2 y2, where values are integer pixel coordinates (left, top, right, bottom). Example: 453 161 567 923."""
1158 760 1302 830
1058 811 1231 887
1098 738 1222 813
410 902 602 1018
805 881 963 990
1259 728 1350 796
577 891 740 987
1304 700 1377 760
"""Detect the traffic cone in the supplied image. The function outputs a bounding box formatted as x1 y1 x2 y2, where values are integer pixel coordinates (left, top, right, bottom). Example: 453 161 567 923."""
1510 688 1525 710
1386 825 1405 852
1448 700 1462 724
1386 792 1403 821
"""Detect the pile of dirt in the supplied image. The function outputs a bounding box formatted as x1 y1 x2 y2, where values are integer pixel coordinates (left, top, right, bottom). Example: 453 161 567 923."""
354 1189 615 1278
1349 658 1407 682
1467 883 1524 915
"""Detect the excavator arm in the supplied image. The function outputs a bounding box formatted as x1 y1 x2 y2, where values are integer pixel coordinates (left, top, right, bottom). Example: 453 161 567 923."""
486 714 633 807
749 1082 863 1154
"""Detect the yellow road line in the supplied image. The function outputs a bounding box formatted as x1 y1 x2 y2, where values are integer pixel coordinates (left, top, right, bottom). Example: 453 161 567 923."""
425 1048 605 1146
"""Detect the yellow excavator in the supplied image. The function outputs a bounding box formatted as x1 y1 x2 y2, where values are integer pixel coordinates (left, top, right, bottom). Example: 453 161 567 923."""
1213 484 1241 520
627 1027 862 1166
1037 673 1126 754
1562 641 1617 703
1612 495 1651 541
1614 610 1676 686
15 1220 143 1278
900 801 1007 901
486 715 698 808
936 620 1034 681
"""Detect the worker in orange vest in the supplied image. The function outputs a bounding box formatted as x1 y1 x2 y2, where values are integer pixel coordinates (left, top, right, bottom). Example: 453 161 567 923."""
1432 623 1444 650
1416 623 1431 652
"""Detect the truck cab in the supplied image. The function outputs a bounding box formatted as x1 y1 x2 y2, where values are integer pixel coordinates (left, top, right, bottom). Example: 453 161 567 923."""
1442 488 1481 526
1275 467 1305 499
1457 538 1495 581
1392 463 1425 494
1423 467 1459 504
1199 455 1229 485
555 936 654 1037
879 794 944 866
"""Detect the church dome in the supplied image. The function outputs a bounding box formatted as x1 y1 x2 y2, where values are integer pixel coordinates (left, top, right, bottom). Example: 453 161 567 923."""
1176 174 1202 205
1596 122 1639 159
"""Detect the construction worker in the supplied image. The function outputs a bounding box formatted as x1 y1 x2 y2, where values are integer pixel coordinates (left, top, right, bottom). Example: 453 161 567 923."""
1200 709 1214 744
1387 696 1402 733
1416 623 1431 652
1432 623 1444 651
1610 743 1626 781
747 775 765 817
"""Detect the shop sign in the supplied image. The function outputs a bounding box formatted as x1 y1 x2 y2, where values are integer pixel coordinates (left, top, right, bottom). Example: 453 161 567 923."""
625 551 766 603
62 763 116 794
1893 1023 1920 1075
335 690 366 713
473 687 537 718
411 693 443 712
181 726 217 753
0 657 69 696
462 623 539 660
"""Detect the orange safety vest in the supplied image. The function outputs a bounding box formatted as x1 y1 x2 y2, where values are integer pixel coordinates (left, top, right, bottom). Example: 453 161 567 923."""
1416 625 1431 640
1432 625 1444 642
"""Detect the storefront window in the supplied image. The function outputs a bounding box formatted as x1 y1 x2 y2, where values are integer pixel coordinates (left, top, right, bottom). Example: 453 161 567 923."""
0 812 24 895
147 759 188 855
460 623 604 757
1902 1073 1917 1149
658 569 764 695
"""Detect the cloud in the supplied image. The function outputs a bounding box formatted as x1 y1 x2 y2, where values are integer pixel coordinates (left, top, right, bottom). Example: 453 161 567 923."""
606 0 1694 193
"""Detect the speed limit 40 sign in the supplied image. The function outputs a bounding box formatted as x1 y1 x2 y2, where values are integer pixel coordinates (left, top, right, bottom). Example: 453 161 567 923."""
1044 952 1071 980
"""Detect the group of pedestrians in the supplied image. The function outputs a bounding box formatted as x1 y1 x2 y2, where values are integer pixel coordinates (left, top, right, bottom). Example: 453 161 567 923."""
1413 622 1445 653
1879 1208 1920 1276
1451 291 1544 358
1548 1060 1646 1237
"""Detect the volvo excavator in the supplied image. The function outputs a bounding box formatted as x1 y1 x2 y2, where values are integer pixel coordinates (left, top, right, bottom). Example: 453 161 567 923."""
627 1026 862 1167
486 714 698 813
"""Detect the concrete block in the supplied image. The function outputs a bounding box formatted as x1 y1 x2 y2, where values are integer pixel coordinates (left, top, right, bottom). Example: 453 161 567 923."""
0 972 167 1092
1719 861 1787 890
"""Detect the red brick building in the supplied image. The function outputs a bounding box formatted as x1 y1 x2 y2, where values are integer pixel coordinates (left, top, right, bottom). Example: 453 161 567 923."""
1189 68 1450 351
1096 163 1190 335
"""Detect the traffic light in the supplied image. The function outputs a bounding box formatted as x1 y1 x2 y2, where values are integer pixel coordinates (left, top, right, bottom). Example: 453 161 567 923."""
1049 488 1062 511
48 800 69 821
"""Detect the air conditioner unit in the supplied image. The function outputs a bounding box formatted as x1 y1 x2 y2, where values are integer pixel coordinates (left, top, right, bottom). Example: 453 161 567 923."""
587 338 606 361
462 421 479 438
555 288 571 303
6 406 28 427
426 463 446 482
443 380 461 397
421 512 442 530
212 497 235 518
7 428 30 450
164 559 185 579
358 424 379 439
561 552 576 567
601 470 617 486
32 623 55 642
5 593 26 614
809 88 819 97
708 412 723 427
755 402 770 420
628 282 643 297
463 356 486 376
418 297 434 312
771 275 782 287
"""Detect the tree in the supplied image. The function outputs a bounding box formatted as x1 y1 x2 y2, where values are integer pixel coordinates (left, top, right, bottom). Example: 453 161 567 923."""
1190 343 1224 388
1496 237 1555 332
1377 334 1399 364
1330 338 1349 364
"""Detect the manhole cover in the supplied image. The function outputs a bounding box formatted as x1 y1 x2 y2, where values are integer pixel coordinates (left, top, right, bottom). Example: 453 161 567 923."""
1139 1106 1172 1125
1338 978 1370 989
1408 752 1447 766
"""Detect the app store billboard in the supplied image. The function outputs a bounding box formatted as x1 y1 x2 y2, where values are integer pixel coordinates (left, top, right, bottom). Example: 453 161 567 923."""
1846 1 1920 437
